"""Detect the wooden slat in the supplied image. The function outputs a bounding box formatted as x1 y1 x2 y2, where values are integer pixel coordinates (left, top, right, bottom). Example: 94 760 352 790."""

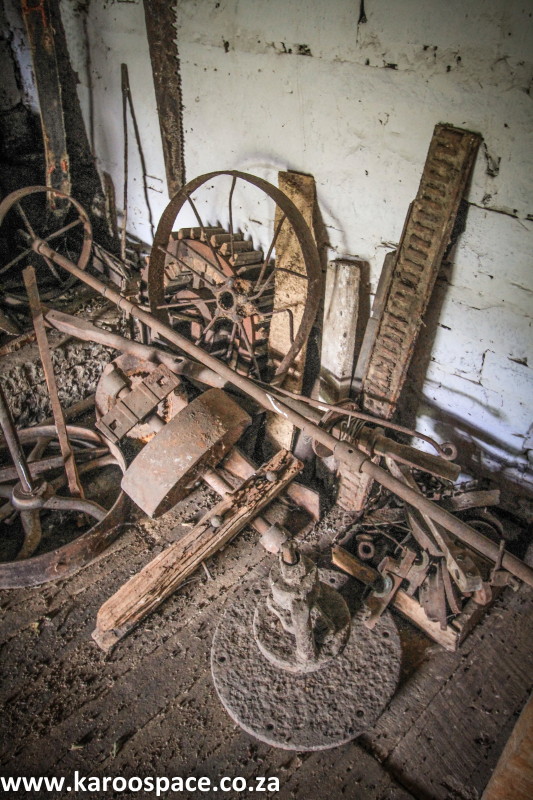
22 0 70 201
266 171 318 450
143 0 185 196
92 450 303 651
482 692 533 800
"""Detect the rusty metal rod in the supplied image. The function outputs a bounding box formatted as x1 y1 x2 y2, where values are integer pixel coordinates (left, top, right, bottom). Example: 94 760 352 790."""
44 308 225 389
28 234 533 588
0 385 35 493
23 266 84 499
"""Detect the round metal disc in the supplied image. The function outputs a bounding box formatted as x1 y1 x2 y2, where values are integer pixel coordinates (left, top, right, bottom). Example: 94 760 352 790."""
121 388 251 518
211 570 401 751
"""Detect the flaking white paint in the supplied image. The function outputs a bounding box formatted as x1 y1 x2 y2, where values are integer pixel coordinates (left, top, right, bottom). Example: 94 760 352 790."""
61 0 533 490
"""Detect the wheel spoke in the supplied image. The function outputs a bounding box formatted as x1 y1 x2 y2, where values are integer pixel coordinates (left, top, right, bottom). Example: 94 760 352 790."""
46 217 84 242
228 175 237 259
225 322 238 359
254 212 286 290
250 270 275 300
194 314 217 346
15 202 37 239
269 307 295 343
42 254 63 284
158 297 217 310
238 321 261 379
185 192 230 280
0 247 34 275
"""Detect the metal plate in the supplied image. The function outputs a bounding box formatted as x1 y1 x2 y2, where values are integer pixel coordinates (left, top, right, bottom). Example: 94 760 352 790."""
95 354 187 443
211 569 401 751
121 388 251 518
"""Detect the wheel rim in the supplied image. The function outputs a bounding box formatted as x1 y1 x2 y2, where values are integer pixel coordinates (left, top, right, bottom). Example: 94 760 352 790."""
147 171 322 383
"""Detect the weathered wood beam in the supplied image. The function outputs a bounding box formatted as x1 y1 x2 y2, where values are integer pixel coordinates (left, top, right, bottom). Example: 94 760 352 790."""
266 171 320 450
143 0 185 196
92 450 302 651
22 0 70 203
319 259 362 403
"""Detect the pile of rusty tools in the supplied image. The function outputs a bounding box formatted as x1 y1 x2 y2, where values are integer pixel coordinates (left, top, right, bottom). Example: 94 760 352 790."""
0 178 531 614
0 158 531 756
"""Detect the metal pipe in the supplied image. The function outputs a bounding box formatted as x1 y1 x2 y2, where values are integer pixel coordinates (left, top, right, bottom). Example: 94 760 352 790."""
44 308 225 389
0 384 35 493
29 235 533 588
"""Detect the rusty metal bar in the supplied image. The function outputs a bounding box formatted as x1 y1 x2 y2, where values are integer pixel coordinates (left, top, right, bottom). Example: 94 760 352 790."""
23 266 84 498
0 385 35 494
25 234 533 589
44 308 225 389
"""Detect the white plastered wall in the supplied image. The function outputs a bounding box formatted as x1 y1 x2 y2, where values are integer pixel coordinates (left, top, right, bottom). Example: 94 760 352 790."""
63 0 532 493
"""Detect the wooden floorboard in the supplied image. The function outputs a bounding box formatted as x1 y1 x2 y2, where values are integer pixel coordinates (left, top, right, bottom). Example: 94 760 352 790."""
1 500 532 800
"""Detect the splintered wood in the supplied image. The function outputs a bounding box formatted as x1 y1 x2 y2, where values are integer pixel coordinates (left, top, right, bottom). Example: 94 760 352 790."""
92 449 303 651
266 171 318 450
337 124 481 512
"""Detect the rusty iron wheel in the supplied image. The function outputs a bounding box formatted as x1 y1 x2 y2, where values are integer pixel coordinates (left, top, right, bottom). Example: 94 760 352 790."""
0 185 93 305
0 424 128 588
147 171 322 384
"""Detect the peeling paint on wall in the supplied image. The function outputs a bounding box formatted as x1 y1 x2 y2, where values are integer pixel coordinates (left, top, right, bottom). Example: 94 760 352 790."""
59 0 533 489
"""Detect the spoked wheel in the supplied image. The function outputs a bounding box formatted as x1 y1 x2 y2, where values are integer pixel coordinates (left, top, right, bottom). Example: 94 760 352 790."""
0 186 92 307
0 423 127 588
147 171 322 383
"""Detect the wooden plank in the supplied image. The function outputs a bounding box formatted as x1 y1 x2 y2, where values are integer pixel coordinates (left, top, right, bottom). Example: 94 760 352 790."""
363 587 533 799
351 249 396 393
21 0 70 202
482 692 533 800
143 0 185 196
221 447 320 520
92 450 303 651
318 259 362 403
266 171 318 450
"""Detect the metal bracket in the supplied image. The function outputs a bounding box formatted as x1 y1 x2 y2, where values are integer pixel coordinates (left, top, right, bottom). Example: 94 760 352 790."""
96 363 180 443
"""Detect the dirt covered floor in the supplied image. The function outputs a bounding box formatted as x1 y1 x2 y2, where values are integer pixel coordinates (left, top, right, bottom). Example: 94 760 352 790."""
0 320 531 799
1 458 532 800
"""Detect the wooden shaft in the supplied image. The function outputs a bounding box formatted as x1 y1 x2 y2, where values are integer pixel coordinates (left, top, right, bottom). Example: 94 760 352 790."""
202 467 272 536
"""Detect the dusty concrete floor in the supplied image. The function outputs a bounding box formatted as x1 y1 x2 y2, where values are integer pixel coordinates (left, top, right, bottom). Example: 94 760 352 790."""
1 461 532 800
